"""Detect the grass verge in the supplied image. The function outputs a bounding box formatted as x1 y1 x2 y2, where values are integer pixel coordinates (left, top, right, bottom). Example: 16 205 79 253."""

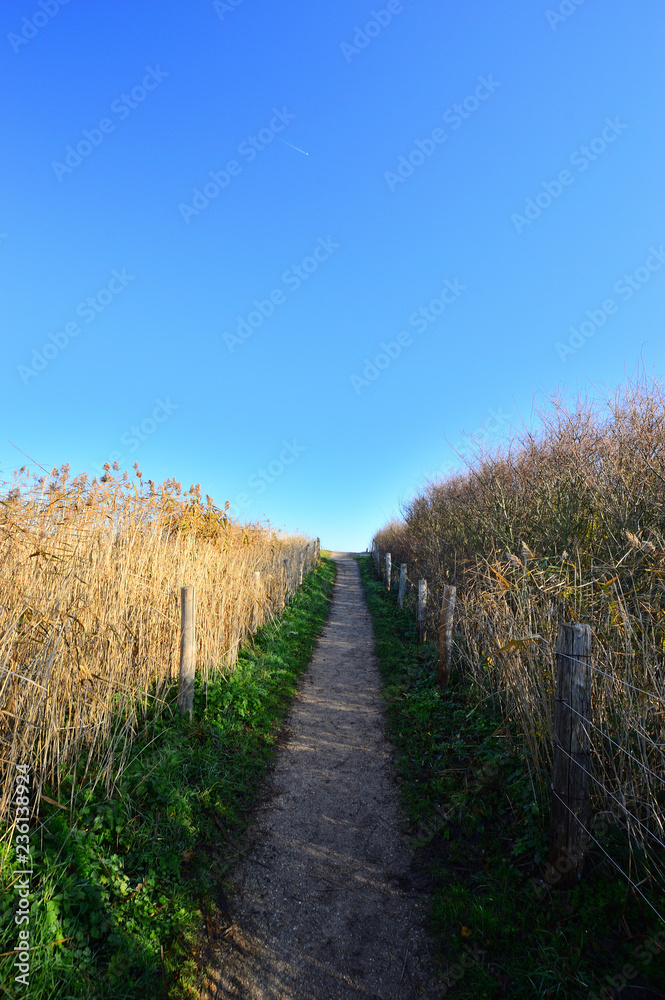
0 557 336 1000
357 555 665 1000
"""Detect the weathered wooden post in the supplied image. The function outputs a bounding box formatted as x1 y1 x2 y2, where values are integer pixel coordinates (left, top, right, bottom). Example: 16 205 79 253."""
298 551 304 586
177 586 195 720
315 537 320 563
547 622 592 888
437 585 457 688
398 564 407 609
417 579 427 644
252 571 261 631
385 553 392 591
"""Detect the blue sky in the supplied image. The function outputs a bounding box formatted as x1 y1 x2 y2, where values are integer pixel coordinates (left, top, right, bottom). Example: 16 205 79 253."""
1 0 664 550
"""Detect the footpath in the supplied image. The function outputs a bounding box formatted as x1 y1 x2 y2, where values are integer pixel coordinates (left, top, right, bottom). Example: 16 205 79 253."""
202 552 443 1000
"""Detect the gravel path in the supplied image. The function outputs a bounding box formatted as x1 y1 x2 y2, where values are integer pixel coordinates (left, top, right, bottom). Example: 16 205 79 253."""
201 553 444 1000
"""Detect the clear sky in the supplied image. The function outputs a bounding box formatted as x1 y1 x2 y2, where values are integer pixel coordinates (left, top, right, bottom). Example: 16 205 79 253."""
1 0 664 551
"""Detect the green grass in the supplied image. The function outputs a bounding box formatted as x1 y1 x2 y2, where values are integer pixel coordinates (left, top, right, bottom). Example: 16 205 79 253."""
357 555 665 1000
0 557 336 999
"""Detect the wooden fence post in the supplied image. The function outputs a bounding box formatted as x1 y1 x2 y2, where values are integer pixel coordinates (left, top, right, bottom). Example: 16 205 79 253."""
437 585 456 688
283 558 289 604
178 586 195 720
547 622 592 888
252 571 261 631
316 538 320 563
398 564 407 609
385 553 392 591
417 579 427 644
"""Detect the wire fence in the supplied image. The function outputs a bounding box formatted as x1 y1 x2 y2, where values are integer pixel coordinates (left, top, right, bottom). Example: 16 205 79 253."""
0 486 321 834
371 541 665 927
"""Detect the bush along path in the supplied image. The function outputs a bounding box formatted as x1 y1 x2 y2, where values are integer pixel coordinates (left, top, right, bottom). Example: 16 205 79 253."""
202 553 446 1000
357 555 665 1000
0 557 336 1000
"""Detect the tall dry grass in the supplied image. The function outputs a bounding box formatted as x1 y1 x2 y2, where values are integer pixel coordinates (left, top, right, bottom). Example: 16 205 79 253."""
0 463 316 829
375 375 665 889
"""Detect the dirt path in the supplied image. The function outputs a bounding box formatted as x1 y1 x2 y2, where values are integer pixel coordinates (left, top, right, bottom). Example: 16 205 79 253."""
202 553 443 1000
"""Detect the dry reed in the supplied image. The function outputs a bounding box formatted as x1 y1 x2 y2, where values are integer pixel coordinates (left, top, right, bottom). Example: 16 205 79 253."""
375 374 665 892
0 463 316 830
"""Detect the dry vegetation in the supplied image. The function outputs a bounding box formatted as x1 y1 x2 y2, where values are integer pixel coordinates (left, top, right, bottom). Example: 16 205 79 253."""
0 463 316 830
374 375 665 892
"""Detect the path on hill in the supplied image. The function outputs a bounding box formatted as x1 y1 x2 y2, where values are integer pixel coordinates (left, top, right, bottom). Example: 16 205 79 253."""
201 553 443 1000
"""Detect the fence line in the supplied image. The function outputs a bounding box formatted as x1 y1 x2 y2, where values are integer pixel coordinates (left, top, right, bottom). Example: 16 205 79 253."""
378 551 664 779
0 534 321 831
371 543 665 915
175 549 320 716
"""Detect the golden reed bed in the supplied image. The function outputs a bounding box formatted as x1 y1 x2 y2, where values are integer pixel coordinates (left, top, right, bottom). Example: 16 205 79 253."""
0 464 316 829
375 376 665 889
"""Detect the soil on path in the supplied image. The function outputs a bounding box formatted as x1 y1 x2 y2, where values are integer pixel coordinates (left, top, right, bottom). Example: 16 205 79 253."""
201 553 444 1000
